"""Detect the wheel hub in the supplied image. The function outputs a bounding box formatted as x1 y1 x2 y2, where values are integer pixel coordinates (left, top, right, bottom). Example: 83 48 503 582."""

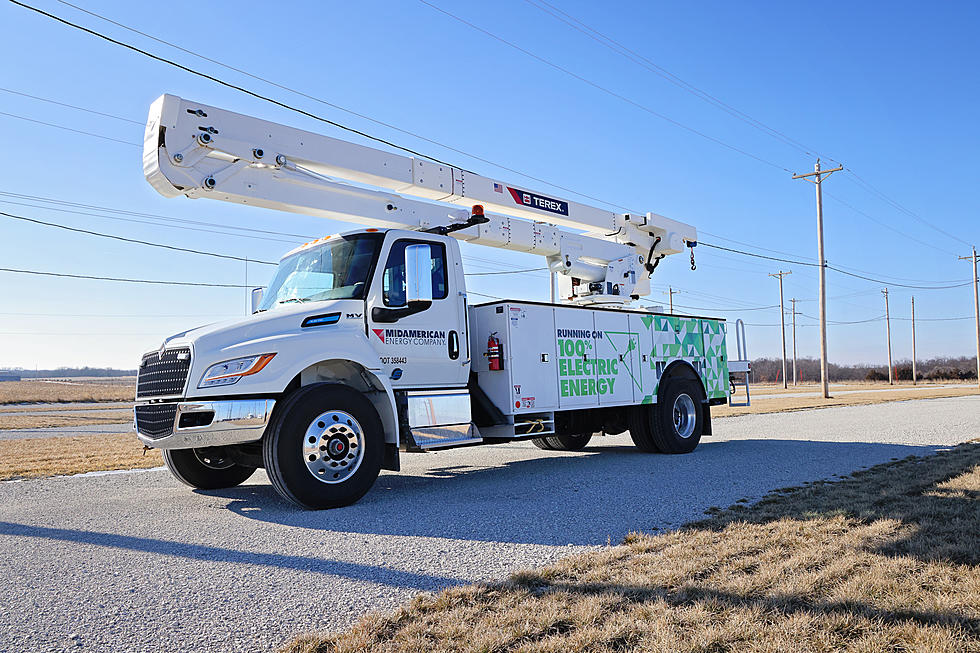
672 393 697 439
302 410 364 484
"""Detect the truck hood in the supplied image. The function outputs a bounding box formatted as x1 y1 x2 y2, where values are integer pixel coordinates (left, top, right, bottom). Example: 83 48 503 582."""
154 300 364 357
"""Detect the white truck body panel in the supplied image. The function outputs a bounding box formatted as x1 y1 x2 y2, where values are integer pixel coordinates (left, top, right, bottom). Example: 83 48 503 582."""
469 301 731 417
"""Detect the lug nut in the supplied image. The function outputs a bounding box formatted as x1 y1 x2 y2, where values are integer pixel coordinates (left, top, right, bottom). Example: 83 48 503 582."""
198 133 212 145
203 177 216 189
275 154 287 166
253 148 264 159
172 153 183 163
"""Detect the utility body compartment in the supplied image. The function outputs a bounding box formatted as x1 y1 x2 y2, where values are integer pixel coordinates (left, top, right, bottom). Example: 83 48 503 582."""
469 300 731 416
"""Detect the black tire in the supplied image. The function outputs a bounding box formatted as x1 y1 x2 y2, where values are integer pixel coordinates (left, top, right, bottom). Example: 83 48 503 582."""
543 433 593 451
628 405 662 453
163 448 256 489
629 377 704 454
530 437 555 450
263 383 383 509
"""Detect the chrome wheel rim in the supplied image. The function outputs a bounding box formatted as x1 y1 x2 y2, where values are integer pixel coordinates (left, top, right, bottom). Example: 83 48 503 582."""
302 410 364 484
672 393 697 439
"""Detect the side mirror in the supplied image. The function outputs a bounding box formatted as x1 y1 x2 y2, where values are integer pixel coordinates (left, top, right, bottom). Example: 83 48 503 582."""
250 287 265 314
404 244 433 304
372 243 434 323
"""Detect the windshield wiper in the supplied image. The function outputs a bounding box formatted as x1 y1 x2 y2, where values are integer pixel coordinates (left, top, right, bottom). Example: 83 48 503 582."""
278 297 310 305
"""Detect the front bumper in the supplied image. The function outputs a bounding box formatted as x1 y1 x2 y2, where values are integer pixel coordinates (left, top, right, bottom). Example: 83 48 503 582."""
135 398 276 450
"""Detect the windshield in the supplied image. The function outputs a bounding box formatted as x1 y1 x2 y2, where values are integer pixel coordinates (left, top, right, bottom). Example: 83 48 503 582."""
258 234 382 310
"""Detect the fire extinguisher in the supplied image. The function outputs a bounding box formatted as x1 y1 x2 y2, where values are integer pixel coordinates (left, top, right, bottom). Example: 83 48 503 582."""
487 332 504 371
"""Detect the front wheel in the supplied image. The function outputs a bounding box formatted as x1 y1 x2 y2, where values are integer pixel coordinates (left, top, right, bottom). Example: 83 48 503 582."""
163 448 256 489
263 383 383 509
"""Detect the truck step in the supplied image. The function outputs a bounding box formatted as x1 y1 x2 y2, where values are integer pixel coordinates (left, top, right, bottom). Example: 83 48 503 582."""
410 424 483 450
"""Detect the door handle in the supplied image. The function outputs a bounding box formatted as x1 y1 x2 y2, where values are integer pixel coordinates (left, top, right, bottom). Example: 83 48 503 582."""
448 330 460 360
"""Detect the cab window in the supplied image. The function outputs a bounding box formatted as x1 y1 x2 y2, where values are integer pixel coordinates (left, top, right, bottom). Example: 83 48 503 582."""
382 240 448 306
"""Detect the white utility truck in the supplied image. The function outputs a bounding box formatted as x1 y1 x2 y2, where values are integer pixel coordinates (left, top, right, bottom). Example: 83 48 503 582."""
135 94 750 509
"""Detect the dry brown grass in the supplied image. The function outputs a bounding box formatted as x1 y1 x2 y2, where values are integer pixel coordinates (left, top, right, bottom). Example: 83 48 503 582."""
282 442 980 653
751 380 974 395
715 385 979 418
0 403 130 413
0 380 134 405
0 433 161 481
0 412 133 430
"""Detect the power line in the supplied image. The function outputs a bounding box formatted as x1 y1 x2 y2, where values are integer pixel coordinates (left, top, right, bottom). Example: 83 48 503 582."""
0 194 305 244
699 241 818 267
523 0 833 163
699 241 972 290
417 0 792 173
12 0 970 298
0 210 278 265
522 1 969 252
51 1 629 213
823 189 959 257
0 86 142 125
0 110 140 147
843 169 973 248
464 267 548 276
0 267 246 288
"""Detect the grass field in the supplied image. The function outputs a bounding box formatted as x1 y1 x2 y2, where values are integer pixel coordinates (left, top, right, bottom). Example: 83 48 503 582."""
283 441 980 653
0 412 133 430
0 432 161 481
715 384 979 418
0 380 134 405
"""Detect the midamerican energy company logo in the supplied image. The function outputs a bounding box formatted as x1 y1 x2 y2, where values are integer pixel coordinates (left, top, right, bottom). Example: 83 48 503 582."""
372 328 446 346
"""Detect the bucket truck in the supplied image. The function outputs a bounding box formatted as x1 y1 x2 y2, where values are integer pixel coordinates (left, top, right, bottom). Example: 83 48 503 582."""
134 94 750 509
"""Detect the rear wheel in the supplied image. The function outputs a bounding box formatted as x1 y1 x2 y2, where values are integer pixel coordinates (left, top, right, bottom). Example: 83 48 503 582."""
163 448 256 489
263 383 383 509
544 433 593 451
530 437 555 450
629 377 704 454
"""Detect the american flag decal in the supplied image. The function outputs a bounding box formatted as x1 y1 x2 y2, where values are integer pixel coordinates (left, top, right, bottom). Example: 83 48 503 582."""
493 182 503 193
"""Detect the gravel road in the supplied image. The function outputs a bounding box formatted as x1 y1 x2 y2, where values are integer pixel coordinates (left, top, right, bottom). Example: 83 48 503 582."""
1 396 977 653
0 423 133 441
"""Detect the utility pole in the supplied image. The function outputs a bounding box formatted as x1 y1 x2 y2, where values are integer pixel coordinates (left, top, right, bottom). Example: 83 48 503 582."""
960 247 980 390
793 159 843 399
882 288 893 384
911 295 916 386
790 298 798 385
769 271 792 388
665 287 681 315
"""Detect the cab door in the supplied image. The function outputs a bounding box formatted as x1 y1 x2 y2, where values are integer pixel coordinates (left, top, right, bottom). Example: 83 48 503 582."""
366 234 466 388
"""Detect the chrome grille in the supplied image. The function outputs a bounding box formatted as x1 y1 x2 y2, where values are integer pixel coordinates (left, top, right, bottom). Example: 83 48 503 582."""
137 348 191 398
134 403 178 439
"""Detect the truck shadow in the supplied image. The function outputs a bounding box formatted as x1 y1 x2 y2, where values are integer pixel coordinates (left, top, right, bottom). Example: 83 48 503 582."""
204 437 956 547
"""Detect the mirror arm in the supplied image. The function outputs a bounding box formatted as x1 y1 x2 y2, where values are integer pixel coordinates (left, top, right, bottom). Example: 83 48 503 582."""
371 300 432 323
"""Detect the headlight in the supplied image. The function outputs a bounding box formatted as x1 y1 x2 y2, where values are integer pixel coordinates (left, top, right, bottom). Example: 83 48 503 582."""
198 353 276 388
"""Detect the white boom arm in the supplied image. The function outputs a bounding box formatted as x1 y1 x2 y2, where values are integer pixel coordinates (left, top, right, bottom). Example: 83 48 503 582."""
144 94 696 304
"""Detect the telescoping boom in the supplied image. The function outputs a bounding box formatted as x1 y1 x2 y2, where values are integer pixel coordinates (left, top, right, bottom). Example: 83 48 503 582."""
144 94 696 305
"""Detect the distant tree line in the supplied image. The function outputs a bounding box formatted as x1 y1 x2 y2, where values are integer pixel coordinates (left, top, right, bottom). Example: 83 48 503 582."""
2 366 137 378
749 356 978 383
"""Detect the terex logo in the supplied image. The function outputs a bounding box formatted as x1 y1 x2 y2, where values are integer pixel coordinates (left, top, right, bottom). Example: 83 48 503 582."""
372 328 386 343
507 186 569 216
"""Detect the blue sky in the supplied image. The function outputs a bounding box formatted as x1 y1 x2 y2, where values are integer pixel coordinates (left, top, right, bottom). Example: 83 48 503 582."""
1 0 977 369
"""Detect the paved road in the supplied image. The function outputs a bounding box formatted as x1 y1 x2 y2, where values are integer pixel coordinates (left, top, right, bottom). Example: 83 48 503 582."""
1 396 977 653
